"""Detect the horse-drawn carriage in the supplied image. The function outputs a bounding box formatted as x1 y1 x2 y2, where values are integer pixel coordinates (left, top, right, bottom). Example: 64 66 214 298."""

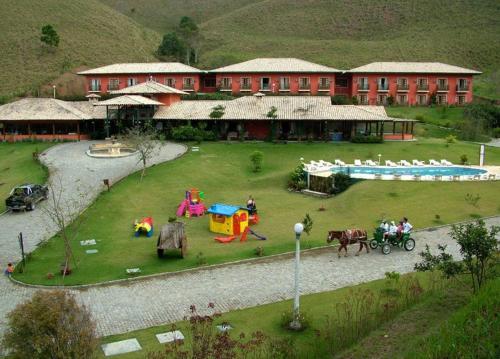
369 228 415 255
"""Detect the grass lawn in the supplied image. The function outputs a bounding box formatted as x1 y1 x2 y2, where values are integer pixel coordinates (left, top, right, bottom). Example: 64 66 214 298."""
385 106 465 128
0 142 53 212
97 271 467 358
14 140 500 285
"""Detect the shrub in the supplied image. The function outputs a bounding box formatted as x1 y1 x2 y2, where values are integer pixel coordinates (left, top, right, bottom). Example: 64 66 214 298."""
171 125 216 141
415 114 426 122
493 127 500 138
445 134 457 143
332 172 352 194
460 154 468 165
280 310 310 331
351 96 359 105
288 162 306 190
254 246 264 257
196 252 207 266
351 135 384 143
331 95 350 105
249 151 264 172
2 290 97 358
386 96 394 106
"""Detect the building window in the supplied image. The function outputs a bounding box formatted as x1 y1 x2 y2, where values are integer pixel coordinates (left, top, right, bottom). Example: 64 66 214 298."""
335 78 348 88
165 78 176 87
397 94 408 105
90 79 101 92
358 77 369 91
437 94 447 105
358 94 368 105
417 94 428 105
107 78 119 91
377 77 389 91
299 77 310 90
457 95 466 105
260 77 271 91
377 94 387 105
318 77 330 90
220 77 232 90
397 78 409 90
280 77 290 91
437 78 448 91
183 77 194 90
240 77 251 90
127 78 137 87
457 78 468 91
417 78 428 91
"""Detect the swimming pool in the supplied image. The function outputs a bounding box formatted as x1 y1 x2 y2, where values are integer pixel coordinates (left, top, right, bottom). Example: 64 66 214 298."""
332 166 487 177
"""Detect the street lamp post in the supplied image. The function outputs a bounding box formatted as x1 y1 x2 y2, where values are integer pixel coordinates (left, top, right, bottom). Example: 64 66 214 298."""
52 85 56 99
290 222 304 330
378 153 382 166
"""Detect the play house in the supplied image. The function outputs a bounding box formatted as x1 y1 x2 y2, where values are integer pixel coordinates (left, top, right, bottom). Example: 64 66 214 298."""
207 204 249 236
134 217 154 237
176 188 206 218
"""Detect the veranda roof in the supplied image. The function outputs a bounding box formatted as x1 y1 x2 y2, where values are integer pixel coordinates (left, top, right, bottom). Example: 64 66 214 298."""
154 95 410 122
348 62 481 74
211 58 341 73
0 98 99 121
78 62 204 75
109 81 188 95
94 95 164 106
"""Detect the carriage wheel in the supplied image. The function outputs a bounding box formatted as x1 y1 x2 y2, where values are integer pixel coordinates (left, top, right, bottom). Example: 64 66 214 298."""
157 248 164 258
369 239 378 249
381 244 391 255
404 238 416 251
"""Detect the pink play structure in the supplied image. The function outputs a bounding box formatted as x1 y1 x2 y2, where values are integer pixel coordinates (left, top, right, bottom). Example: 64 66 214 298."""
176 188 207 218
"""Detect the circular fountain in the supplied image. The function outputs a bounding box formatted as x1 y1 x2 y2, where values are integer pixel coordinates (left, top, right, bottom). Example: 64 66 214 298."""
86 140 138 158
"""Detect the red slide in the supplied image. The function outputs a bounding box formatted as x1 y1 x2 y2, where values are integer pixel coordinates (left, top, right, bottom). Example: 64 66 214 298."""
214 235 236 243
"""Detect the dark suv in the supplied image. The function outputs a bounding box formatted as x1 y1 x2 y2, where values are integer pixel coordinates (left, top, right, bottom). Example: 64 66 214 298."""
5 184 49 211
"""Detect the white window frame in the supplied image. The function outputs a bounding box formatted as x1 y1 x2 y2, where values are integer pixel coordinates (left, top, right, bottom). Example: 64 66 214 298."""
358 94 368 105
437 78 448 90
397 94 408 105
437 94 447 105
220 77 232 90
260 77 271 91
417 77 428 90
417 94 428 105
318 77 330 90
240 77 251 91
378 77 389 91
358 77 369 90
377 94 387 105
90 79 101 92
182 77 195 90
299 77 310 91
108 78 120 91
279 77 290 91
127 78 137 87
457 95 466 105
165 78 176 87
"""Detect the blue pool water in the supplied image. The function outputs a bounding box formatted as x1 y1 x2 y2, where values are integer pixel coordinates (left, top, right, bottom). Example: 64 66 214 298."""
332 166 487 176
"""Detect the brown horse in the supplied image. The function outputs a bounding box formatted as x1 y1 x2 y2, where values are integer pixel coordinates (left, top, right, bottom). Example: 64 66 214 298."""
327 229 369 257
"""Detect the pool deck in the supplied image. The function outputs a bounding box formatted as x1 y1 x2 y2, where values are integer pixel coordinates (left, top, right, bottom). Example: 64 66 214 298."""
306 164 500 181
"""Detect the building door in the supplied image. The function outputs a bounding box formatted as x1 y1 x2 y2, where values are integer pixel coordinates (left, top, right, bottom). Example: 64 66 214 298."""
232 214 241 235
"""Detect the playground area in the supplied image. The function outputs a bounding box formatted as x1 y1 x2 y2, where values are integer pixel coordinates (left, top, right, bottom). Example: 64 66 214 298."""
11 140 500 285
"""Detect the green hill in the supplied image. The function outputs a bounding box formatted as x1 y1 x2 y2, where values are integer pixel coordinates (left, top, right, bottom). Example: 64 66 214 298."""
0 0 160 99
101 0 500 99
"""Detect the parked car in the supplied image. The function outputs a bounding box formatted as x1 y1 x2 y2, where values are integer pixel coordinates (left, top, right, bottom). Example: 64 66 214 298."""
5 184 48 211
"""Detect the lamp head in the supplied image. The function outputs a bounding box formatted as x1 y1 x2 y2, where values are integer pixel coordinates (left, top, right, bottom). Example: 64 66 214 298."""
294 223 304 235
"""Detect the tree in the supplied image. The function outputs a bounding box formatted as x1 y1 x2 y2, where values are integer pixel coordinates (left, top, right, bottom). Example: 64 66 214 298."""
119 124 161 181
415 220 499 293
42 176 86 279
178 16 200 65
40 24 60 48
156 32 184 60
302 213 313 235
2 290 97 359
250 151 264 172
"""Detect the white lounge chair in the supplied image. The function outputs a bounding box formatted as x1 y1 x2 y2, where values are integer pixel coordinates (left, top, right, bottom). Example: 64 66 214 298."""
319 160 333 167
385 160 397 167
354 159 362 166
364 159 377 166
429 159 440 166
440 159 453 166
399 160 412 167
310 160 321 167
335 159 346 166
412 159 425 166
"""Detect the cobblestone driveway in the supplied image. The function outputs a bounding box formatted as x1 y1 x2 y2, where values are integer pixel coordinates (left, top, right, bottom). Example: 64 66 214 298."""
0 142 498 341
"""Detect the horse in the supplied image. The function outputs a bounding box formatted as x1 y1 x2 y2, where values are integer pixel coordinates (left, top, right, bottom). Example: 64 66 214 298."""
327 229 369 257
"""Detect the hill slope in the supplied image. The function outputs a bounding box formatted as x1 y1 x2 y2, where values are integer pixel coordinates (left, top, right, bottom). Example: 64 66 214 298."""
0 0 160 99
102 0 500 99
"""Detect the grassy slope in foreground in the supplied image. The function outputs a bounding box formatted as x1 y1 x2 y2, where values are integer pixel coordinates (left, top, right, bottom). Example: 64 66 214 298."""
13 140 500 286
97 272 472 358
0 143 53 212
0 0 159 99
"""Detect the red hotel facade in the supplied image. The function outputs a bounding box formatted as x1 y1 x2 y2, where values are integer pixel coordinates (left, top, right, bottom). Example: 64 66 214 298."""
79 59 481 105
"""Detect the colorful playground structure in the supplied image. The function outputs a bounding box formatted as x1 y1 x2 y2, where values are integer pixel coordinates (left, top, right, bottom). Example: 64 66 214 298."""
207 203 266 243
176 188 207 218
134 217 154 237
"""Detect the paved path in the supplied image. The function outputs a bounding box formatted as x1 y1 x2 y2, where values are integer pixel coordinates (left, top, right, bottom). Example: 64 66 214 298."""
0 142 498 342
